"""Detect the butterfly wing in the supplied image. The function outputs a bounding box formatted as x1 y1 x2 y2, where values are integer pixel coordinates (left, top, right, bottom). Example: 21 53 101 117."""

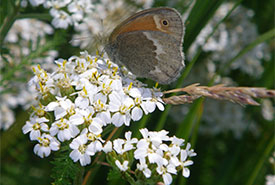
105 7 184 84
106 31 184 84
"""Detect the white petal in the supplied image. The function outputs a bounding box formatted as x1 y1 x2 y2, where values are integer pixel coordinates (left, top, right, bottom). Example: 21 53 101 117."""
70 124 80 137
131 107 143 121
70 114 84 125
103 141 112 153
40 123 49 131
70 140 80 150
184 160 194 166
70 150 81 162
143 168 151 178
156 102 165 111
50 141 60 151
54 107 67 120
46 102 59 111
75 97 89 109
144 101 156 113
30 130 41 140
182 168 190 178
49 126 58 136
22 123 32 134
80 154 91 166
163 173 172 185
180 150 188 161
112 113 124 127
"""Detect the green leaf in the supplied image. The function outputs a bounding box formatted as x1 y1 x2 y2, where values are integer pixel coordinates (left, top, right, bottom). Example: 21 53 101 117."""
107 169 122 181
175 98 204 139
184 0 225 51
51 145 84 185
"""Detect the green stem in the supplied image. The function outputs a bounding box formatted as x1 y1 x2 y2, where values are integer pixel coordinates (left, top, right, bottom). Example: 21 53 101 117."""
15 13 52 21
0 1 20 49
0 39 56 88
245 132 274 185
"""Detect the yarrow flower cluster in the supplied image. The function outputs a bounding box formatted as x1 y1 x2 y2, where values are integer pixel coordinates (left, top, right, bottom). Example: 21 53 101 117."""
27 0 94 28
107 129 196 185
22 51 196 184
26 0 154 29
188 3 270 77
22 51 164 157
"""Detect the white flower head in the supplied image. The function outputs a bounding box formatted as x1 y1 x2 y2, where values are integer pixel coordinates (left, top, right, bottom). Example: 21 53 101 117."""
51 10 73 29
46 97 75 120
34 133 60 158
134 129 196 184
115 160 129 172
22 116 49 140
109 91 134 127
137 158 151 178
113 131 137 154
69 134 93 166
24 52 170 169
50 118 80 142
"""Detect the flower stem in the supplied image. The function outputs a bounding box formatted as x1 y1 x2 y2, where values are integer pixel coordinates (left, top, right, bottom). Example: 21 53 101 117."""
0 0 20 50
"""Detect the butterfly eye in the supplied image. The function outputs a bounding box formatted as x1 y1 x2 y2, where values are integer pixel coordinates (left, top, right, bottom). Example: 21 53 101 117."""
161 19 169 26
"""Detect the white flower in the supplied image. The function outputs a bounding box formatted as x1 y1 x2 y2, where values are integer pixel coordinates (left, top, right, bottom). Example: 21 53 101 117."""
51 10 73 29
113 131 137 154
140 128 170 147
46 97 75 120
156 165 173 185
87 140 103 156
179 150 194 178
134 129 196 184
129 87 152 120
137 158 151 178
80 128 103 155
113 139 125 155
115 160 129 172
50 118 80 142
142 90 164 113
29 0 45 6
134 137 165 166
109 91 134 127
69 134 94 166
24 52 177 171
73 81 98 108
185 143 197 157
34 133 60 158
74 89 90 109
266 175 275 185
124 131 138 150
88 117 103 135
67 0 93 24
92 99 111 125
44 0 71 9
22 116 49 140
69 108 88 126
103 141 112 153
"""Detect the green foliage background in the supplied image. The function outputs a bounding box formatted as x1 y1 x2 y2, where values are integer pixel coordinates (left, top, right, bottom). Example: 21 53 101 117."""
0 0 274 185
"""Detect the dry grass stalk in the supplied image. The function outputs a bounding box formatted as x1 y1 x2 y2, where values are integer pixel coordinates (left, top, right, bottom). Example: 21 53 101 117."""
162 83 275 105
